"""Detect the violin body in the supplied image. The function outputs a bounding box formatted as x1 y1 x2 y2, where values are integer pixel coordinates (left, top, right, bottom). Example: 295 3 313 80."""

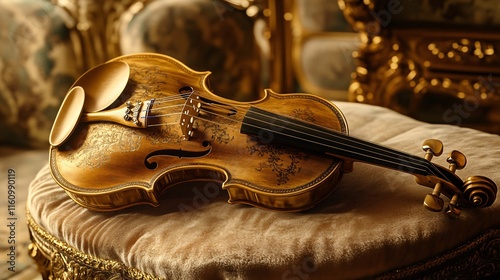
50 53 497 215
50 53 350 211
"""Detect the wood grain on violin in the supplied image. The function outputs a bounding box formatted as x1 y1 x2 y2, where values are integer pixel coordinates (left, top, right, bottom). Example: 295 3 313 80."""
49 53 497 217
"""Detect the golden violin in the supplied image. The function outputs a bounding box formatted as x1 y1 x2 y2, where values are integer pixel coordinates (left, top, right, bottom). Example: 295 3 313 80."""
49 53 497 217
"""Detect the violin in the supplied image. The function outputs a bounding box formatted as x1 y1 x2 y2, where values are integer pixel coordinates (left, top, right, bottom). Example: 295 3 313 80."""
49 53 497 217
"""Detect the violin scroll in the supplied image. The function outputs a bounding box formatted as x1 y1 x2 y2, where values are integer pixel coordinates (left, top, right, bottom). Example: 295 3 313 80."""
445 176 497 219
463 176 497 208
420 139 497 218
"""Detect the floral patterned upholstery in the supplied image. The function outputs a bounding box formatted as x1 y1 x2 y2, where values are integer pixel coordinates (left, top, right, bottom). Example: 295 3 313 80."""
0 0 79 147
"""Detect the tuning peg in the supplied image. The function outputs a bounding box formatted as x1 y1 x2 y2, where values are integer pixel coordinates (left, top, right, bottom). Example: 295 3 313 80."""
447 150 467 173
438 151 466 217
422 139 443 161
424 182 444 212
444 194 461 218
422 139 445 212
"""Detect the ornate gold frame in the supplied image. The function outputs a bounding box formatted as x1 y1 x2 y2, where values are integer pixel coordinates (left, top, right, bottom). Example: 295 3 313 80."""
340 0 500 133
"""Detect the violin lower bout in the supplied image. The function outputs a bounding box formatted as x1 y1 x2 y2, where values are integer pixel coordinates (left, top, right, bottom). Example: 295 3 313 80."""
51 145 346 212
224 159 345 211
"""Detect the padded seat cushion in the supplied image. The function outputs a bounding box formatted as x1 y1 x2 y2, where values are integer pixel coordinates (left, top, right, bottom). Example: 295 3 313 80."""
27 101 500 279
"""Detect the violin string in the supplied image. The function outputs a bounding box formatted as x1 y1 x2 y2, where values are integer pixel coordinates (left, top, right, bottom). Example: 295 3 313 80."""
141 95 243 122
144 107 242 131
239 110 446 179
138 93 190 113
151 92 191 102
153 100 433 174
187 108 436 177
261 112 443 178
145 112 181 118
140 91 246 117
149 104 184 112
146 100 247 121
140 94 443 179
245 119 431 175
148 122 180 127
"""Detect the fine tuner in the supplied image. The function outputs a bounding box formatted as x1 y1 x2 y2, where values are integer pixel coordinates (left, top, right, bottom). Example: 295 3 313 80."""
48 53 497 217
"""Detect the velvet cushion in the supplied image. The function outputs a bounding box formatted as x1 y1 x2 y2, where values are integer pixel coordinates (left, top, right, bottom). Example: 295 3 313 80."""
27 101 500 279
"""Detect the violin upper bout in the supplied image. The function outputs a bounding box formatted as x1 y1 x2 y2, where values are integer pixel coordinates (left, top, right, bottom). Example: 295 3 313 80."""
110 52 213 94
262 88 349 136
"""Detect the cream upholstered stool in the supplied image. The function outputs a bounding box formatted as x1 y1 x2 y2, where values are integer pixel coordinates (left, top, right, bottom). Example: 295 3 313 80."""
27 101 500 279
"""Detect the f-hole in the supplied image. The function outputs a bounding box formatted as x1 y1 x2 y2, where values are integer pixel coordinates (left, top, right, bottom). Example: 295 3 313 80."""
179 86 194 97
144 141 212 169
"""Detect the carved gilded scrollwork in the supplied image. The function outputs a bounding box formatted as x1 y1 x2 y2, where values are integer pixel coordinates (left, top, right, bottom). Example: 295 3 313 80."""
426 39 496 63
51 0 140 71
339 0 500 133
27 211 160 280
338 0 398 103
28 242 51 279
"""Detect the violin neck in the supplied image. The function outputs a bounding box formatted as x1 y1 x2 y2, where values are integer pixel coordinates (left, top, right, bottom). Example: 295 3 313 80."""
240 107 437 178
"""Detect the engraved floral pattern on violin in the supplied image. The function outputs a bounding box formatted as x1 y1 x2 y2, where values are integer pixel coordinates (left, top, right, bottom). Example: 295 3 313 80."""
246 136 308 185
129 65 167 100
292 107 316 123
145 126 182 145
62 123 143 169
201 122 234 144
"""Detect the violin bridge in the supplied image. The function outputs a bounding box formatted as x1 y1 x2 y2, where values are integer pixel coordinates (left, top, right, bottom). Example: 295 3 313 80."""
180 92 202 140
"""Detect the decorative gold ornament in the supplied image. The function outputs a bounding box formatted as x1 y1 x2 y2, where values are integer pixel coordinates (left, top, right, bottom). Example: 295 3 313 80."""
27 211 160 280
339 0 500 133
